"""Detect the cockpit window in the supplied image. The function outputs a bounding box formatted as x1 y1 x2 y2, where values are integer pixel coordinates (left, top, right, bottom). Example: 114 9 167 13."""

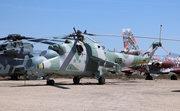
65 40 70 43
40 50 58 59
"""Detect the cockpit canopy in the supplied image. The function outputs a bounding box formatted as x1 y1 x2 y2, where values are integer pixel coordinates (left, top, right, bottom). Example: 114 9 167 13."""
40 50 59 59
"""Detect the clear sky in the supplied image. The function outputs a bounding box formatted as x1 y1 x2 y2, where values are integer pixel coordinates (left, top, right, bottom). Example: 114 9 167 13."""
0 0 180 55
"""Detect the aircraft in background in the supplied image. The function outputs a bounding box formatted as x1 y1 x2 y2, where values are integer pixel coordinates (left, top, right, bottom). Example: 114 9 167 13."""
120 28 140 55
120 28 180 80
0 34 62 80
26 28 158 85
0 34 35 80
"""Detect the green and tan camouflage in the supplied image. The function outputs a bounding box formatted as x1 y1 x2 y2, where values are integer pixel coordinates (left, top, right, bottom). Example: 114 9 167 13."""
26 37 158 85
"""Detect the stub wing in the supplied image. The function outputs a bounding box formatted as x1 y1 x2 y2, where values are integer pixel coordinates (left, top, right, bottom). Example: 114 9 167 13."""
90 56 117 68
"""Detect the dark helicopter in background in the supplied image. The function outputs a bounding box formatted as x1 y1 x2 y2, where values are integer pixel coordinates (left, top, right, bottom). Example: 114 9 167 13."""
0 34 59 80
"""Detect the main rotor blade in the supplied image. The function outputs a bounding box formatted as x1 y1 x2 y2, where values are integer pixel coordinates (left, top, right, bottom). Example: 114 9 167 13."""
27 38 56 45
83 35 98 43
73 27 77 34
39 41 57 45
50 39 65 42
53 35 71 39
26 37 65 45
85 34 180 42
0 37 7 41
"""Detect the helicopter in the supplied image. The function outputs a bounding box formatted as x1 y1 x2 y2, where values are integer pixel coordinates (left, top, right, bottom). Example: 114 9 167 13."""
0 34 61 80
26 28 158 85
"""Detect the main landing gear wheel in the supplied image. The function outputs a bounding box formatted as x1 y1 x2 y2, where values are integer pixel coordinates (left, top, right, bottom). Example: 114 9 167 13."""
98 77 105 84
171 75 177 80
46 79 55 85
11 75 18 80
145 75 153 80
73 76 80 84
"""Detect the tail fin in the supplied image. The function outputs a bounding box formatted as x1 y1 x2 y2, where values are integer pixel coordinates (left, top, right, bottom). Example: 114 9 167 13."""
121 29 158 57
146 41 160 53
122 28 139 55
143 41 159 58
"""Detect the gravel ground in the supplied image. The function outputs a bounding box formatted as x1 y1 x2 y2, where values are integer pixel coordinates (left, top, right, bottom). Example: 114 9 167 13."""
0 78 180 111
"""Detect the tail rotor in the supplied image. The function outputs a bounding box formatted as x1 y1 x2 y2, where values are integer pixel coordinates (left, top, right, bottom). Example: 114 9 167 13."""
157 25 171 55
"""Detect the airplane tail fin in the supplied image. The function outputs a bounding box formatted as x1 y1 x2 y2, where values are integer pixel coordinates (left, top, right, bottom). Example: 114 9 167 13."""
121 29 158 58
122 28 139 55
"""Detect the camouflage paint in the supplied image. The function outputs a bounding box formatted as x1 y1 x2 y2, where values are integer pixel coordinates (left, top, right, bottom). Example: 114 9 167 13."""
27 39 155 78
0 41 34 76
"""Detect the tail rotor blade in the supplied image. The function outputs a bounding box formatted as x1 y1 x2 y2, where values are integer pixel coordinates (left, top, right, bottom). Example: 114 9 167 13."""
159 25 162 43
161 45 171 55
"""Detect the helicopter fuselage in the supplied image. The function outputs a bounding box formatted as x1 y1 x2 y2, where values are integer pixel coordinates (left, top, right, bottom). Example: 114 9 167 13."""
26 39 150 79
0 41 34 78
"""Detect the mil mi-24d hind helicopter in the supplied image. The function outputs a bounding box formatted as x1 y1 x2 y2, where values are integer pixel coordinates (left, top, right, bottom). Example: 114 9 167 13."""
0 34 35 80
0 34 61 80
26 28 158 85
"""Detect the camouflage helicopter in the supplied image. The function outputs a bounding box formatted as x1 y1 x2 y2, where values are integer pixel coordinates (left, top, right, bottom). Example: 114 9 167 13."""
26 28 158 85
0 34 61 80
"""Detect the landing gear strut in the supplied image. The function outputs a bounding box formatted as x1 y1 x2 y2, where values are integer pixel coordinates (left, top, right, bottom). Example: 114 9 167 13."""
98 77 105 84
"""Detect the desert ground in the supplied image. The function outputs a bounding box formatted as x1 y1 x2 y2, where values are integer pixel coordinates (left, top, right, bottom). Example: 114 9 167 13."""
0 78 180 111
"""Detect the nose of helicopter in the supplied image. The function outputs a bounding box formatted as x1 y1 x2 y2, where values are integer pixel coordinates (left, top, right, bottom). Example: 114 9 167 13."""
26 56 47 68
26 56 47 80
26 49 60 80
26 49 60 69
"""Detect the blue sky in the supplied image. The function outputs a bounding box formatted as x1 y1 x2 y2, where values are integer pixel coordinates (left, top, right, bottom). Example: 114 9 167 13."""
0 0 180 55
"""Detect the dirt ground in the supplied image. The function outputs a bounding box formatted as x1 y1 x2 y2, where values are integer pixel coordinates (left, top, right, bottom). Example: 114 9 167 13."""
0 78 180 111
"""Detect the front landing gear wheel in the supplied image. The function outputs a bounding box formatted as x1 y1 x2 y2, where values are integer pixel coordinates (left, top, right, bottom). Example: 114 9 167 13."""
73 76 80 84
98 77 105 84
47 79 55 85
171 75 177 80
